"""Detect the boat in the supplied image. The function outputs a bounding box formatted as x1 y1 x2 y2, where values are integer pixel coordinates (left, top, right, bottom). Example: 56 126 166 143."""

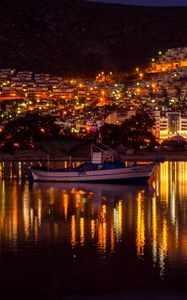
30 163 157 184
29 143 158 184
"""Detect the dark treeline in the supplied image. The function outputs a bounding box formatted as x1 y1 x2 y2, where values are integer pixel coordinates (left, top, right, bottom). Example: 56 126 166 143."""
0 111 157 154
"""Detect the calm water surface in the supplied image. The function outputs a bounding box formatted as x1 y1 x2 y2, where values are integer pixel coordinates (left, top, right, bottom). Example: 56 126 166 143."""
0 161 187 299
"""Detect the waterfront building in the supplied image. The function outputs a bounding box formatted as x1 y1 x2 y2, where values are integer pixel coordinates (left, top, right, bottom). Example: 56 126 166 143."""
153 111 187 141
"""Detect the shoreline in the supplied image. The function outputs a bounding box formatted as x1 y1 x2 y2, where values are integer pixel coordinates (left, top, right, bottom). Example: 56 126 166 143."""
0 150 187 162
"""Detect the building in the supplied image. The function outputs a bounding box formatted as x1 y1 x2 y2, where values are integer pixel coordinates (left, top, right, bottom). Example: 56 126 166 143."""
153 111 187 141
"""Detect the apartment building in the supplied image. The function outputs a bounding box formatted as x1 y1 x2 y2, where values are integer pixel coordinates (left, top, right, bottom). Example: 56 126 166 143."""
153 111 187 141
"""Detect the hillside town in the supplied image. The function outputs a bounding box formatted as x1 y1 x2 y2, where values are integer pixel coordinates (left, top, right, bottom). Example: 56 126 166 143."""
0 47 187 152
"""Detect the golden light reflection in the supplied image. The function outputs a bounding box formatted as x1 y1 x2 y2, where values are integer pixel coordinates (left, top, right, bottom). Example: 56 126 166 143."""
136 192 145 258
98 204 107 257
113 201 123 242
170 182 176 226
80 217 85 246
75 191 81 208
157 162 187 263
71 215 76 248
118 200 123 240
1 180 5 215
159 217 168 278
91 219 95 242
2 161 187 277
49 187 55 205
30 207 34 232
37 197 42 226
22 184 30 239
63 193 69 221
159 161 169 204
110 224 115 252
12 182 18 247
18 161 22 179
152 195 157 265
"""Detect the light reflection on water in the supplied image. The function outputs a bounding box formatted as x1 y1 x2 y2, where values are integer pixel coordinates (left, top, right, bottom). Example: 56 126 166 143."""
0 161 81 180
0 180 147 251
1 161 187 297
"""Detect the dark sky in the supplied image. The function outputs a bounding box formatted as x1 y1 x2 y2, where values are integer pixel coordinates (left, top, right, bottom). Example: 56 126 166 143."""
90 0 187 6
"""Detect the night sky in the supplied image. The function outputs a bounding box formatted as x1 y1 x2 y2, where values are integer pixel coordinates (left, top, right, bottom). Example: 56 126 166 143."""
91 0 187 6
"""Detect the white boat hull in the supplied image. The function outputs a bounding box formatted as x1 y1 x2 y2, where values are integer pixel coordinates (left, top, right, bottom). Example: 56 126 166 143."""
30 163 157 184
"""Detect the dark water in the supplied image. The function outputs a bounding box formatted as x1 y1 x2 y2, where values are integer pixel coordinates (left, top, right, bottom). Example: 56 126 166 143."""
0 161 187 299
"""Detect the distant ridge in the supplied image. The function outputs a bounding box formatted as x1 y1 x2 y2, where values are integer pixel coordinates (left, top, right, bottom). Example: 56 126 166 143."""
88 0 187 7
0 0 186 76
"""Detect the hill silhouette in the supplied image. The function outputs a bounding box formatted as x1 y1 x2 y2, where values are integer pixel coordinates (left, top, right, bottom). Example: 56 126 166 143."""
0 0 186 77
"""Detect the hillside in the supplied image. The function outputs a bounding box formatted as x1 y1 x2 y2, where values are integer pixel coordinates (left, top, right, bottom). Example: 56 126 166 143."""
0 0 186 77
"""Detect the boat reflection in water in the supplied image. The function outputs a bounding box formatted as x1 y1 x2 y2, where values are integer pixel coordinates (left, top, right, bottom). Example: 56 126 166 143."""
1 162 187 297
31 182 152 257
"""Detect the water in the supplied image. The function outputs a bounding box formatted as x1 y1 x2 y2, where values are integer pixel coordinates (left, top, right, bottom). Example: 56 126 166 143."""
0 161 187 299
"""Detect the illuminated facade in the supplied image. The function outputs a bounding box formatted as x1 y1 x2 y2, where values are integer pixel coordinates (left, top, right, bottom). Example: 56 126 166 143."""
147 60 187 73
153 111 187 141
146 47 187 73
